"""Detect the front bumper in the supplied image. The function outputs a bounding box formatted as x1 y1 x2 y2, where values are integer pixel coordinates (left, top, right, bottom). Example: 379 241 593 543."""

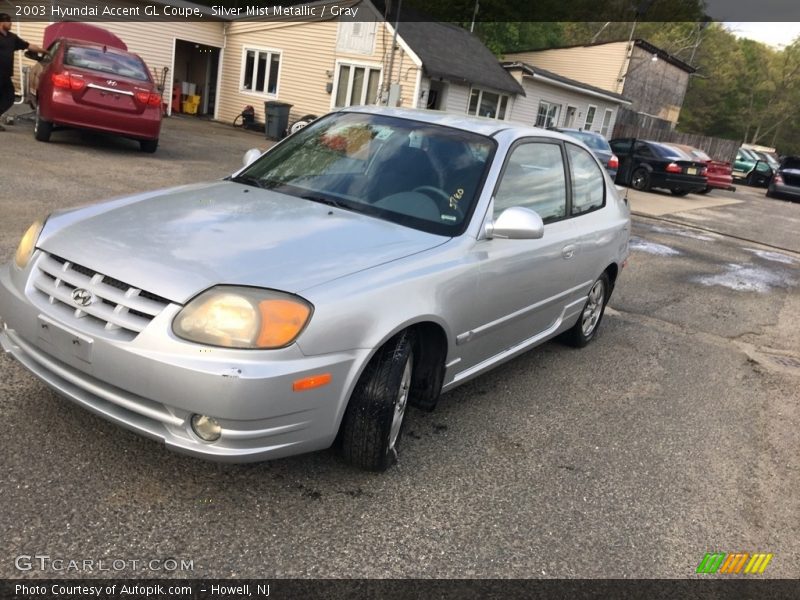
0 259 369 462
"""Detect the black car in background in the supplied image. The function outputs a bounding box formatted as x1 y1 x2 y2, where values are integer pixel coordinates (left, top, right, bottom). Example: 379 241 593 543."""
554 128 618 180
610 138 707 196
766 156 800 202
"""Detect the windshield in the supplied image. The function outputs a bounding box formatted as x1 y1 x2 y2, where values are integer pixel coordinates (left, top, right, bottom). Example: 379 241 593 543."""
237 112 496 236
65 45 151 81
561 130 610 152
781 157 800 170
653 143 693 160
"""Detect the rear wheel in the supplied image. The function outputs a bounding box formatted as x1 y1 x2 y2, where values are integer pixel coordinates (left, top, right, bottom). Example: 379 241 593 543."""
630 168 650 191
33 106 52 142
340 331 415 471
140 139 158 153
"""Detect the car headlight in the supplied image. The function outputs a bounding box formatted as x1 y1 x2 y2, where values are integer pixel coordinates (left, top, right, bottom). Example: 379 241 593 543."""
173 286 313 349
14 219 45 270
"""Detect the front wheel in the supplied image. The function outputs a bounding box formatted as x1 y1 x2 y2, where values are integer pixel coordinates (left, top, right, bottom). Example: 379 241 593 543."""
339 331 415 471
34 106 52 142
562 273 610 348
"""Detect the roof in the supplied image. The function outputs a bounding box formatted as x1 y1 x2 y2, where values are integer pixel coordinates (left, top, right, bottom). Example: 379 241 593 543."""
344 105 575 141
370 0 523 96
502 62 631 105
508 39 696 74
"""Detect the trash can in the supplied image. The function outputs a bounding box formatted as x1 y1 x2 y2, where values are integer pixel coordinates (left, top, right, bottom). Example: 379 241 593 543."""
264 101 293 140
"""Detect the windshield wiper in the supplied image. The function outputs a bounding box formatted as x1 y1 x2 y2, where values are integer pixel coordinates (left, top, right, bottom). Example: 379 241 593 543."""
299 193 351 210
229 174 268 189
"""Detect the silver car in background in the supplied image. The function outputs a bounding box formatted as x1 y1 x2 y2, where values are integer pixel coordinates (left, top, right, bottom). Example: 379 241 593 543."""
0 107 630 471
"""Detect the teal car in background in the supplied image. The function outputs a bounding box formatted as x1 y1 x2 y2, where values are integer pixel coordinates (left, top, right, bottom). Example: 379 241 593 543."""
732 147 774 186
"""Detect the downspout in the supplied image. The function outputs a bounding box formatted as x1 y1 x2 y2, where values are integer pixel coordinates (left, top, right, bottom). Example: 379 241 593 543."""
384 0 401 105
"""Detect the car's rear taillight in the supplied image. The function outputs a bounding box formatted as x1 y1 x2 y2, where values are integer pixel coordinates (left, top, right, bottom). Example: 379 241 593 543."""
51 72 85 91
774 173 784 184
135 91 162 107
700 167 708 177
665 162 683 174
608 154 619 169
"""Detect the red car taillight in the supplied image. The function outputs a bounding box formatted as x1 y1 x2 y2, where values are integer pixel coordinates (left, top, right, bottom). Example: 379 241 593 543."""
700 167 708 177
774 173 784 184
51 72 85 91
608 154 619 169
665 162 683 174
135 91 162 107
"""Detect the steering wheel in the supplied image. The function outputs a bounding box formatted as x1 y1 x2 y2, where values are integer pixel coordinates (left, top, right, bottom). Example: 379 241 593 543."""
412 186 463 217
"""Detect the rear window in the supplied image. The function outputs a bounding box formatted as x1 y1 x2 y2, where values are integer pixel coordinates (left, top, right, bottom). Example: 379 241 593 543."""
561 130 610 152
65 45 151 81
652 143 692 160
782 157 800 170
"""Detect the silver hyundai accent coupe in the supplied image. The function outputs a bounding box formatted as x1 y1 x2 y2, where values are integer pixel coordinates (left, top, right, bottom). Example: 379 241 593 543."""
0 107 629 471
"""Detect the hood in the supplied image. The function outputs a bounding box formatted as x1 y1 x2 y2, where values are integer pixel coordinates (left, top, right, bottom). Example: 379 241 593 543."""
38 182 447 303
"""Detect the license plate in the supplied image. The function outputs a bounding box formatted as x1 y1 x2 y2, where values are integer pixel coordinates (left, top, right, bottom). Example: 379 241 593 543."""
687 167 697 175
37 315 94 364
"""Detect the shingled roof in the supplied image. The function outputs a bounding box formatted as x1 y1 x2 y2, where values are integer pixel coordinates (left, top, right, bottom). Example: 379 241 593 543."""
395 21 524 96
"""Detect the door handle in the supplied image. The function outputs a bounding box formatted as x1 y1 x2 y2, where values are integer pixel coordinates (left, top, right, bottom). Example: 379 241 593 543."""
562 244 577 260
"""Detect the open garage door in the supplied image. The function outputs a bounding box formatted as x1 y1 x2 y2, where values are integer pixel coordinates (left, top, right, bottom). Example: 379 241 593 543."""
172 39 221 117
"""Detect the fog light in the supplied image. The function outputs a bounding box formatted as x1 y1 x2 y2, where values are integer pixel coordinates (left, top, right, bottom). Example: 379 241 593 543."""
191 414 221 442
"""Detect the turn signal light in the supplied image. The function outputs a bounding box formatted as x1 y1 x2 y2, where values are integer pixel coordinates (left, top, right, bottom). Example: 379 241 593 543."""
292 373 332 392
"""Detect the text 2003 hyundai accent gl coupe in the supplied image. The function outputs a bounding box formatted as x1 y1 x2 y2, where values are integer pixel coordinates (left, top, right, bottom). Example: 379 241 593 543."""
0 107 630 471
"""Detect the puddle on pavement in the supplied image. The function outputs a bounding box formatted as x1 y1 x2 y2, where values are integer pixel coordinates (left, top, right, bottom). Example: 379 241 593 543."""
694 264 796 293
629 237 681 256
743 248 798 265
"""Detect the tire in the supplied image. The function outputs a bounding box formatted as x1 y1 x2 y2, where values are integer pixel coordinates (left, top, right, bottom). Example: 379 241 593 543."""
34 106 52 142
630 168 650 191
339 331 415 471
289 114 318 134
139 139 158 153
670 189 690 196
562 273 610 348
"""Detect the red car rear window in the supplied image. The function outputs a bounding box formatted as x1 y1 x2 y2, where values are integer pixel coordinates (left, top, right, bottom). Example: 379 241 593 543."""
64 45 150 82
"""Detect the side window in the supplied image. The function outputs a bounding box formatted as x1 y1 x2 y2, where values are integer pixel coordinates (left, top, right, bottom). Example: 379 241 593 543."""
634 142 653 157
567 144 605 216
494 142 566 223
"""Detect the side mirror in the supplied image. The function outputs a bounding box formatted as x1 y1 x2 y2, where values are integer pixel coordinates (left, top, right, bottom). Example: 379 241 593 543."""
242 148 262 168
485 206 544 240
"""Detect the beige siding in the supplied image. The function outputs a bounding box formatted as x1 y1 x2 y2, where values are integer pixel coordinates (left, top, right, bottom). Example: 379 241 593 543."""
443 83 470 114
217 19 422 127
504 42 629 94
509 75 621 135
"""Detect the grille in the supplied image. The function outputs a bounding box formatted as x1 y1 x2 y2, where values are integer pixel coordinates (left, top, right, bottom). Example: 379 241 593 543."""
32 252 171 340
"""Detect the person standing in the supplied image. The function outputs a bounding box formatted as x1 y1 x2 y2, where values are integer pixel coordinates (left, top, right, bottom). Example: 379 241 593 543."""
0 13 46 131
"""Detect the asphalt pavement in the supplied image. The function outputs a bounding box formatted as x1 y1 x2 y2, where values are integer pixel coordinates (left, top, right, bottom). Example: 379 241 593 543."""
1 112 798 579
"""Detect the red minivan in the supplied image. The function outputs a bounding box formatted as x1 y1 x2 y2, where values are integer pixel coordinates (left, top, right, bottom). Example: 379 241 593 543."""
28 23 162 152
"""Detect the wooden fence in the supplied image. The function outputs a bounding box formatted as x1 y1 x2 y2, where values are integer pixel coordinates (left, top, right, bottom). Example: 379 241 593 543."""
612 108 740 163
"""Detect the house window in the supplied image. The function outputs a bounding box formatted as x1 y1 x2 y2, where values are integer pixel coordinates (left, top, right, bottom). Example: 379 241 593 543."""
468 88 509 119
584 105 597 131
334 63 382 107
600 108 614 137
535 101 561 128
241 48 281 95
